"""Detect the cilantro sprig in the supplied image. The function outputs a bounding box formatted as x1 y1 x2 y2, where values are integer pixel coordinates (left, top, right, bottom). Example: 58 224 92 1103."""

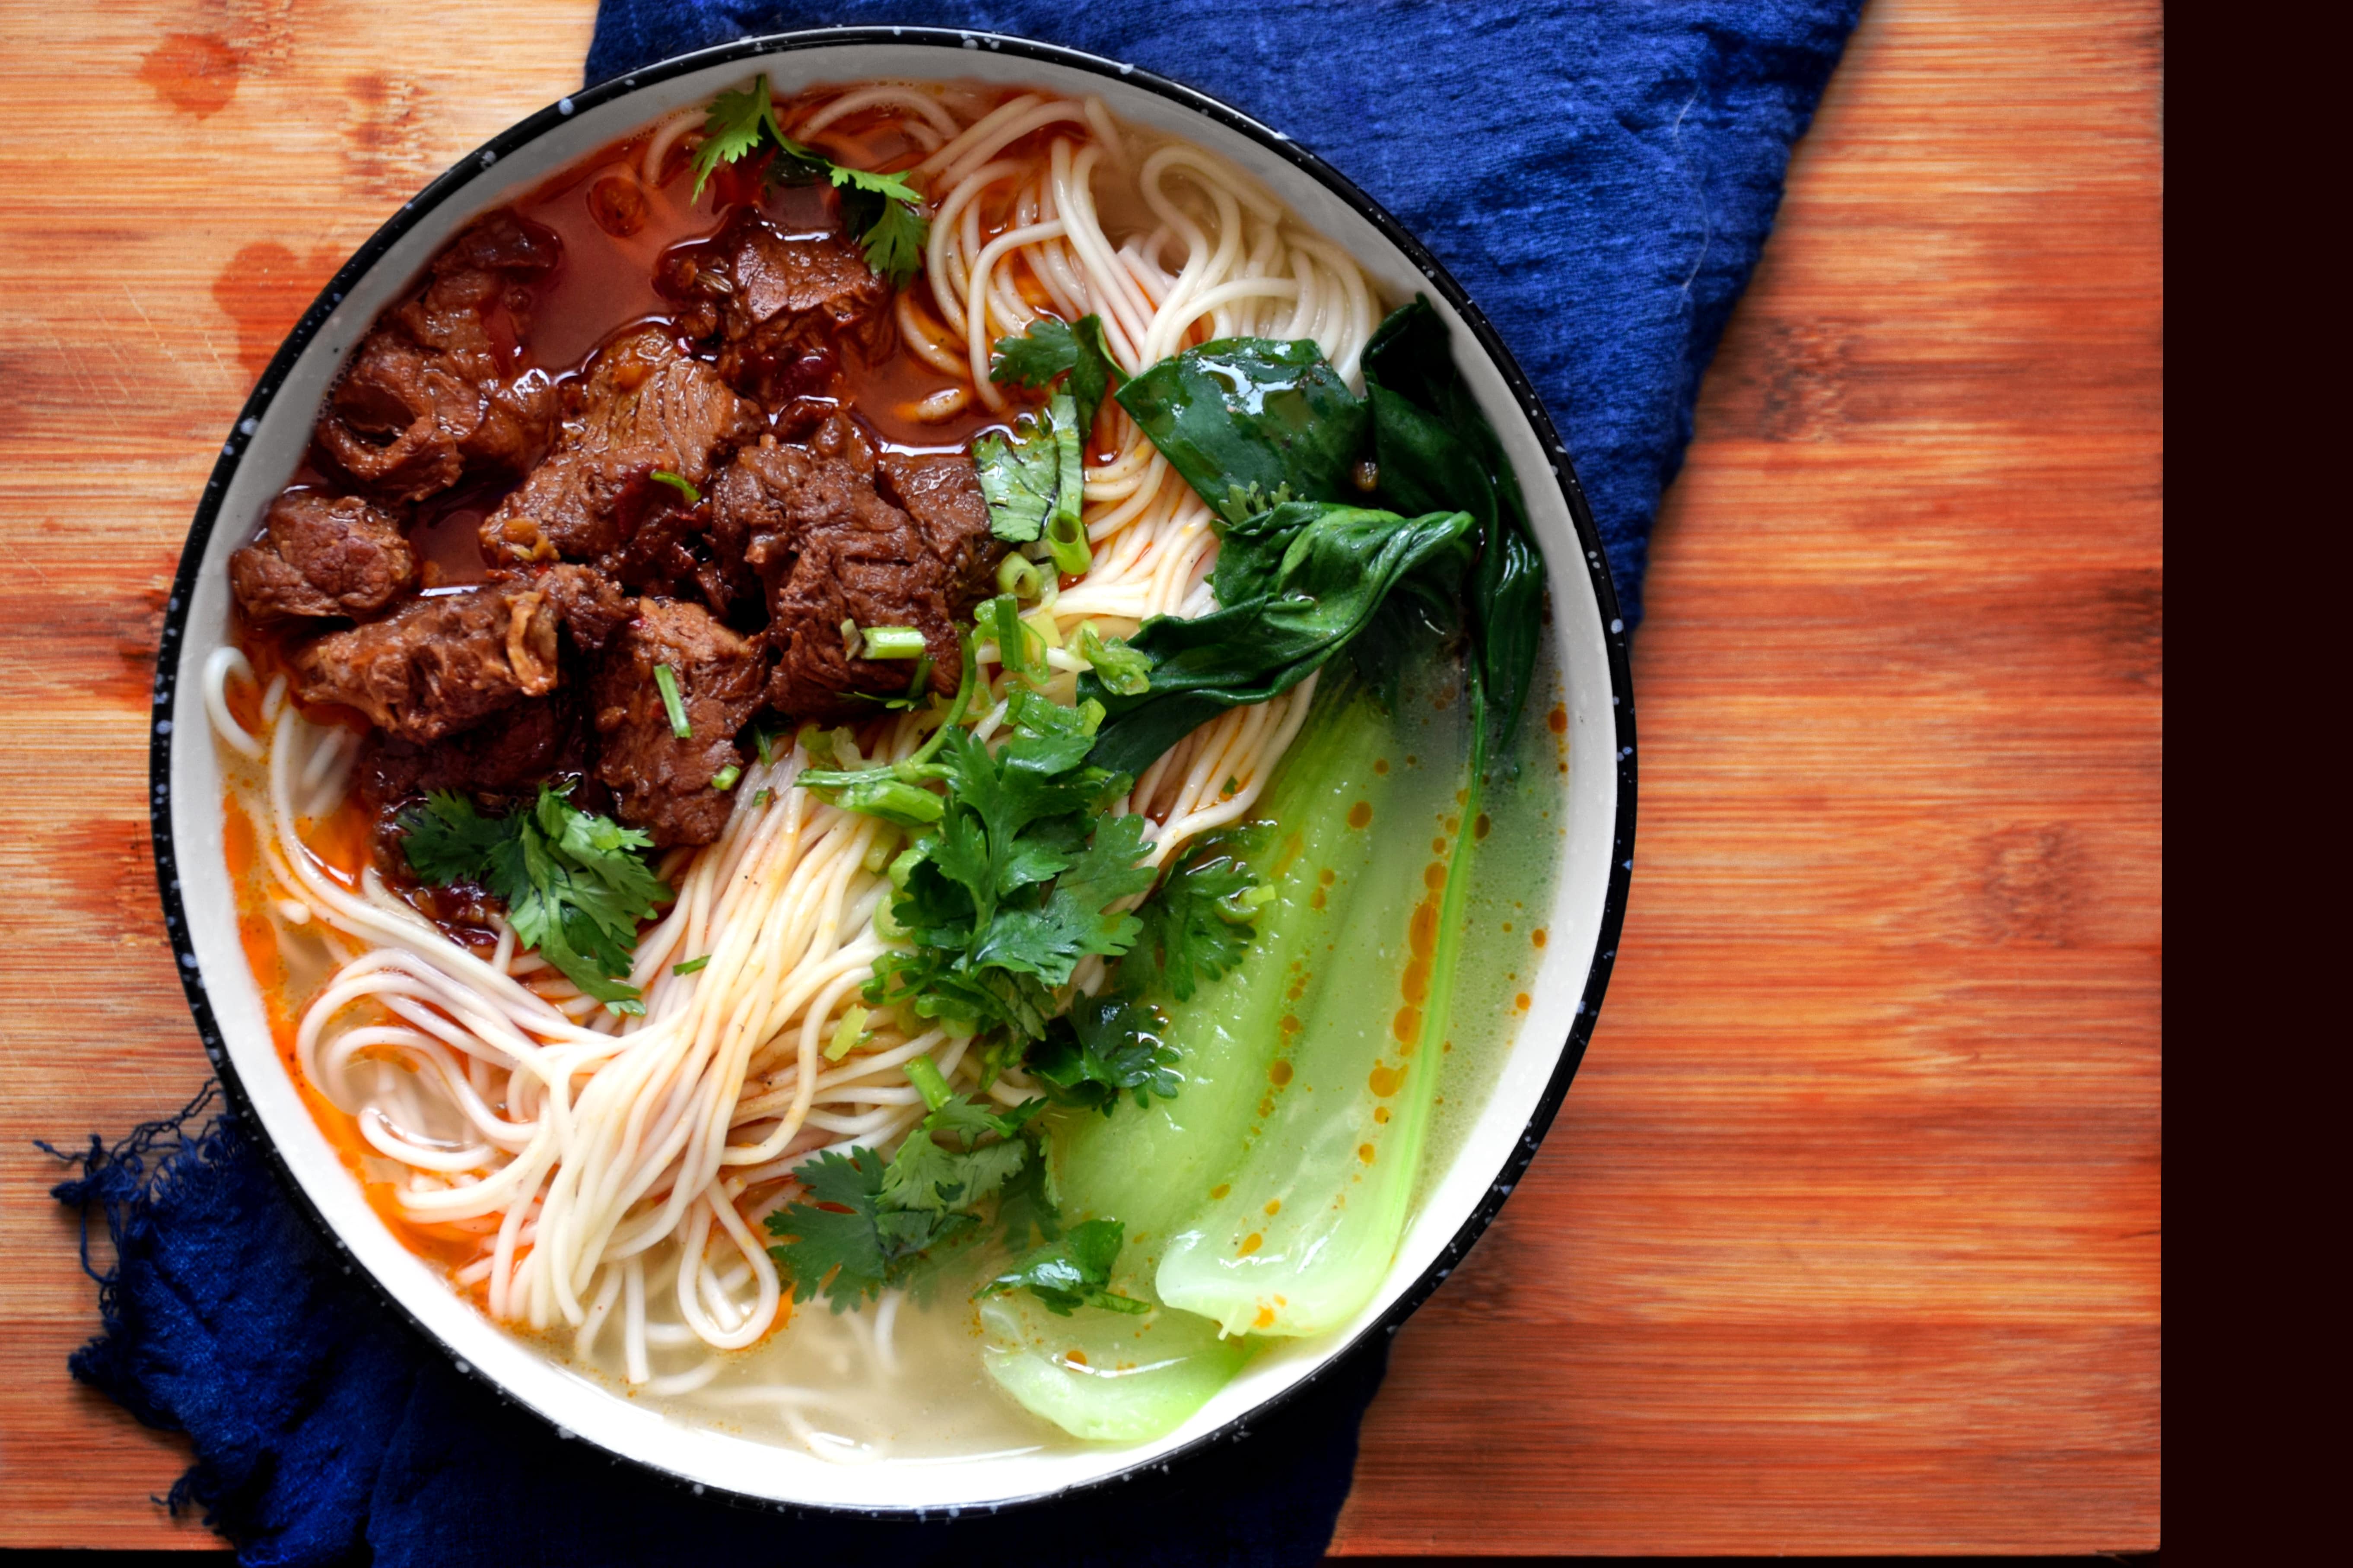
1118 827 1272 1003
854 690 1157 1044
764 1066 1046 1311
990 314 1123 434
1030 993 1182 1115
690 75 932 287
401 785 672 1015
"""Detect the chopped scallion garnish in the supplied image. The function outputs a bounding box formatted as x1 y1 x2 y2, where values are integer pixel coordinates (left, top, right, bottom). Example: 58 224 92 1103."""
672 954 710 975
754 725 774 768
710 764 742 791
861 625 927 660
752 788 772 809
649 468 702 505
826 1005 871 1062
653 664 691 738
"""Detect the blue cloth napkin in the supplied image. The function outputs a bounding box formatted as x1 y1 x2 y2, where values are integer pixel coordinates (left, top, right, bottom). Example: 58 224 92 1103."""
59 5 1858 1562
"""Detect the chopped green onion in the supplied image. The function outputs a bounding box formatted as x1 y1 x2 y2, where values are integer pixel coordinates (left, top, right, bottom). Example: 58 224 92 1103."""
710 764 742 791
653 664 690 738
861 625 927 660
903 1054 952 1111
840 618 859 656
1044 507 1091 577
752 788 772 809
996 552 1044 601
672 954 710 975
649 468 702 505
987 595 1032 679
826 1005 871 1062
753 724 774 768
899 652 935 706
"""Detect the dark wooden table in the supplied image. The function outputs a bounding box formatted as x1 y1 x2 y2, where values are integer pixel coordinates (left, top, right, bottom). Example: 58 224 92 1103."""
0 0 2160 1552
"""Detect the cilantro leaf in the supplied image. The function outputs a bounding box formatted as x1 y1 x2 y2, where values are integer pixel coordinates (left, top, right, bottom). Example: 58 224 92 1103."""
973 391 1088 572
832 165 931 287
1030 992 1183 1114
990 314 1122 433
976 1217 1149 1317
1119 831 1268 1002
400 791 513 885
691 77 782 200
400 784 670 1015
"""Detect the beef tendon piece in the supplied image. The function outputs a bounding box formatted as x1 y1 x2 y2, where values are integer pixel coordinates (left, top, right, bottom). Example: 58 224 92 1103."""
710 414 992 722
591 599 766 846
482 325 762 565
665 209 890 405
291 579 561 743
229 491 417 620
316 211 561 503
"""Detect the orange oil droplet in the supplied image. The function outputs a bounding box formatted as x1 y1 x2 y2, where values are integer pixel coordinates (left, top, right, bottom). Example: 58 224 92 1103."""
1424 861 1448 892
1270 1057 1295 1084
1254 1305 1276 1329
1401 959 1431 1008
1532 927 1549 949
1515 992 1532 1011
1064 1349 1089 1366
1373 758 1390 774
1501 920 1514 933
1309 889 1326 910
1475 813 1492 840
1239 1233 1263 1256
1264 1199 1282 1217
1211 1183 1231 1200
1547 703 1568 735
1257 1095 1275 1117
1392 1006 1422 1046
1409 899 1440 957
1347 800 1373 829
1319 867 1335 886
1374 1105 1391 1125
1369 1063 1407 1096
1431 836 1447 855
1358 1143 1377 1164
1447 813 1461 833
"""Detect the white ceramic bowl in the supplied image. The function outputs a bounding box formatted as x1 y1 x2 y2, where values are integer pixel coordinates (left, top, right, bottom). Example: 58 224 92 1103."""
152 28 1636 1515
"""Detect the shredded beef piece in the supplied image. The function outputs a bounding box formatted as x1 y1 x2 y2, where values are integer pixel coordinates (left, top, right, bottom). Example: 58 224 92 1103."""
316 211 561 503
290 579 560 743
708 414 986 721
663 209 890 405
481 325 762 565
590 599 766 846
229 491 417 620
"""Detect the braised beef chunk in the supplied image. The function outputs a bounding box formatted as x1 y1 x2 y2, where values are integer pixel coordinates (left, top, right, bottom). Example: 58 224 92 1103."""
591 599 766 846
481 325 762 565
539 563 635 651
664 209 890 405
290 579 561 742
359 692 583 811
229 491 417 620
709 414 970 721
316 211 560 503
877 450 1003 605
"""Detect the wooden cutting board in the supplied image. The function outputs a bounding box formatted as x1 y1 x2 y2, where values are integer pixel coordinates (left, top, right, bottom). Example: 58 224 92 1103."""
0 0 2160 1553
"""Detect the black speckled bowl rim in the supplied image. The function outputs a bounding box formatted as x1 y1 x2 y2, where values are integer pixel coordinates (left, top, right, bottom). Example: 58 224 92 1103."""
149 25 1638 1521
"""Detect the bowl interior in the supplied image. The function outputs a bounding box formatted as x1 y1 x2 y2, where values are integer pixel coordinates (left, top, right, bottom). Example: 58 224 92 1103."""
159 33 1630 1512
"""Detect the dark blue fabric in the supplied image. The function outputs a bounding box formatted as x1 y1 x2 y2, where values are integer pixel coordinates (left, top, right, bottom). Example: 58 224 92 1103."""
61 6 1857 1563
591 0 1863 626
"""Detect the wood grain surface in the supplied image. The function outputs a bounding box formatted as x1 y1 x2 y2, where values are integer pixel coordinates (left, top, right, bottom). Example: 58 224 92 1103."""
0 0 2160 1554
